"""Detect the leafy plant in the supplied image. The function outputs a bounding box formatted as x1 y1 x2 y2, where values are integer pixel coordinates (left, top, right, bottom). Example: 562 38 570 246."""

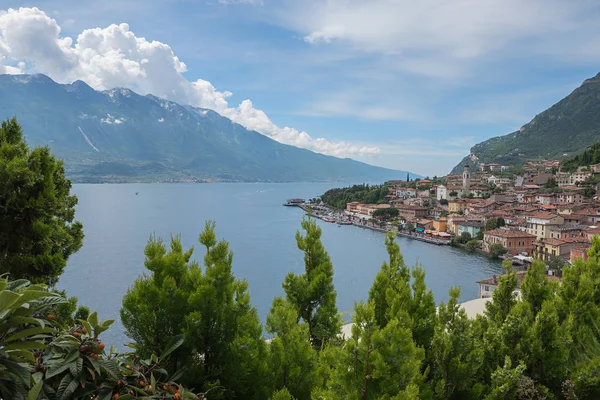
0 275 65 399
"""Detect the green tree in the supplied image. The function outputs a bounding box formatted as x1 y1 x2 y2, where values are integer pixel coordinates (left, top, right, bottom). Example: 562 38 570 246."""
283 217 341 349
121 222 268 398
267 298 318 399
316 301 423 399
0 117 83 285
489 243 508 259
544 177 558 189
460 231 472 244
485 357 527 400
430 287 484 399
465 239 479 252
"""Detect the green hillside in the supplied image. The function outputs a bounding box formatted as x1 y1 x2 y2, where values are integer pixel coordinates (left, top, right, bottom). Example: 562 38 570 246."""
451 72 600 173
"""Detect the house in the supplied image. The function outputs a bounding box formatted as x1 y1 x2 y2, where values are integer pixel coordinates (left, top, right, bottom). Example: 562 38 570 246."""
535 193 556 205
436 185 447 201
396 188 417 198
448 199 469 213
483 228 537 255
432 217 448 232
457 221 484 238
557 171 592 187
487 175 512 186
395 204 429 219
548 224 584 239
477 271 560 299
584 227 600 241
534 238 590 261
525 212 565 240
570 247 590 263
591 163 600 174
556 191 584 204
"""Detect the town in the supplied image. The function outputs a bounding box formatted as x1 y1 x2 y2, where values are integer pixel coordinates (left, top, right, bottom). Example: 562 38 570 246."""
287 157 600 300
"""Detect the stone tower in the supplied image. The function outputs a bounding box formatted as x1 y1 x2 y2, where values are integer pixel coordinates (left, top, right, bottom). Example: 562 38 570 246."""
462 164 471 197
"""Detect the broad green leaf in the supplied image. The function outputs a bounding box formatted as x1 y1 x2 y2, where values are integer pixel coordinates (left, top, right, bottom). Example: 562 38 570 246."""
59 378 79 400
161 334 184 358
0 290 21 314
151 373 156 392
27 379 43 400
77 319 93 338
3 341 45 350
88 312 99 329
6 349 36 363
5 327 56 342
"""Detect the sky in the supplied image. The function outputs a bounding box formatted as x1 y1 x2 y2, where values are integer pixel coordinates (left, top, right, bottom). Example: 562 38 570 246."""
1 1 600 176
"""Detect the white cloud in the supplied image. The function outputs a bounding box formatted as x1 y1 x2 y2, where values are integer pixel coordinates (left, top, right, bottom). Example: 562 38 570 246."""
0 7 379 158
282 0 600 77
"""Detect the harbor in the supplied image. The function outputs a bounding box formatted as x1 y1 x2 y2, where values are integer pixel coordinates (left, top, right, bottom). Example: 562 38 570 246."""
283 199 451 245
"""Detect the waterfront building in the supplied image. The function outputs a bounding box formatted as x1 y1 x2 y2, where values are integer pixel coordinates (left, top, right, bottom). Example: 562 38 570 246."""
483 228 537 255
533 237 590 261
457 221 483 238
477 271 560 299
525 212 565 240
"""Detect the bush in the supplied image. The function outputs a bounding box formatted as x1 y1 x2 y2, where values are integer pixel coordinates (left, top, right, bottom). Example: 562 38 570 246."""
489 243 508 259
465 240 479 252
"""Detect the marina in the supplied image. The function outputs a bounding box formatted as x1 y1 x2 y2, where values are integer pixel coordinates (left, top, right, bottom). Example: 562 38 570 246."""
284 199 451 245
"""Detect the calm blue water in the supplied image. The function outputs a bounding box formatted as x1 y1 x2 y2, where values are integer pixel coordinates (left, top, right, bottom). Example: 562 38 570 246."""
58 183 502 347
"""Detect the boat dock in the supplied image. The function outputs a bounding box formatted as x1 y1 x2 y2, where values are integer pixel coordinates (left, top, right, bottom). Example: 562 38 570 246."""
286 201 450 245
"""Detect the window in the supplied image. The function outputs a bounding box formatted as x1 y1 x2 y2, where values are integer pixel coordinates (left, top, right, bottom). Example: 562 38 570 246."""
484 285 490 291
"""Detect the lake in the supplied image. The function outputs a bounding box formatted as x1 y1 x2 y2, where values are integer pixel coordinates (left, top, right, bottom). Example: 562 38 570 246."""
58 183 502 347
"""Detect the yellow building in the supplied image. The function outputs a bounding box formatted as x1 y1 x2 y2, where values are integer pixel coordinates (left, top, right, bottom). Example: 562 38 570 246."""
432 217 448 232
448 200 469 214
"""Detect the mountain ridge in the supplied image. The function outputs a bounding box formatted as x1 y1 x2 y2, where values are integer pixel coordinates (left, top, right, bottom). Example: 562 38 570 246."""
451 72 600 173
0 74 419 183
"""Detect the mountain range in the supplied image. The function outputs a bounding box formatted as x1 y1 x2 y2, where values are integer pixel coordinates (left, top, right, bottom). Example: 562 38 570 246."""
0 74 417 183
452 72 600 173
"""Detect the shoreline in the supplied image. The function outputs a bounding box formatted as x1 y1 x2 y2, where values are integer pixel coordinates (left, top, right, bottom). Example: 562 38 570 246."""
293 203 451 246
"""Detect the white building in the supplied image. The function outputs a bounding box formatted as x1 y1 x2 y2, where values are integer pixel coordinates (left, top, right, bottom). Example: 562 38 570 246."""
396 188 417 199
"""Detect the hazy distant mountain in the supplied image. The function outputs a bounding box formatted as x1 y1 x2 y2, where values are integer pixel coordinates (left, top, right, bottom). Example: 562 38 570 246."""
451 72 600 173
0 74 418 183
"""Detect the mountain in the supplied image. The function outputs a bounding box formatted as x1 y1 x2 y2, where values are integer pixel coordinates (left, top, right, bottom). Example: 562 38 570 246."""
451 72 600 173
0 74 418 183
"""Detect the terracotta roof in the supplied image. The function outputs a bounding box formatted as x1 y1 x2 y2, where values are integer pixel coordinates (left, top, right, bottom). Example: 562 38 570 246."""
526 212 560 220
485 229 536 238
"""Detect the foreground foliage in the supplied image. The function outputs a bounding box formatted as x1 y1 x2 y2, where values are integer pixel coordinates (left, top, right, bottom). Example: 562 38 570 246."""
0 275 202 399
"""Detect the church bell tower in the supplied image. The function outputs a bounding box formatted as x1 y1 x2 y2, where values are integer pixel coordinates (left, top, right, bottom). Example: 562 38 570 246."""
462 164 471 197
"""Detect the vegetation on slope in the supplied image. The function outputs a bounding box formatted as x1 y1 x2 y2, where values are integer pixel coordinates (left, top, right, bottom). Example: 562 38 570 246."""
452 72 600 173
561 142 600 172
320 184 390 208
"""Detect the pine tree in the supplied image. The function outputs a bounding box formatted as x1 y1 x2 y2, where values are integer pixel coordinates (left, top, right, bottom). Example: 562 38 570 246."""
266 297 318 400
0 117 83 285
315 300 423 399
121 222 268 398
485 263 518 324
283 217 341 349
431 287 485 399
521 260 556 316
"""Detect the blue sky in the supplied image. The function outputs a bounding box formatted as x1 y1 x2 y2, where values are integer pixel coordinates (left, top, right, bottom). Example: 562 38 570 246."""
1 1 600 176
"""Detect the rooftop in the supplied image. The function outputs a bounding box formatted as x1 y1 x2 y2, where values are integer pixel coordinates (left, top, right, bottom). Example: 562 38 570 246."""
485 228 536 238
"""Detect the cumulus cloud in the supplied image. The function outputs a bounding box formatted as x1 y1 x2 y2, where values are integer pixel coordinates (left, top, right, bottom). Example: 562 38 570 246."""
0 7 379 158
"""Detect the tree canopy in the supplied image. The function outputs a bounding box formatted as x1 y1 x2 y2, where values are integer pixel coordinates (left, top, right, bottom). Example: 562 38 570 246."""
0 117 83 285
